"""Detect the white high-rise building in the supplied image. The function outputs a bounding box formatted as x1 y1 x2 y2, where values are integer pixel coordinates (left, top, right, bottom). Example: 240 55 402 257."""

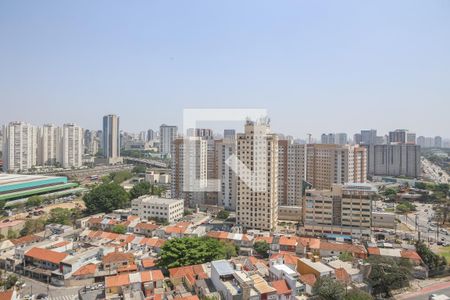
38 124 61 166
103 114 120 159
61 123 83 168
236 120 278 231
2 122 37 172
160 124 177 157
216 135 237 210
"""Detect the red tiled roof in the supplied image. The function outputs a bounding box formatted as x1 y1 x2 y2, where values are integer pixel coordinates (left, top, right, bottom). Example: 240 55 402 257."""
102 252 134 264
118 263 138 273
207 231 229 239
335 268 351 284
136 223 160 231
297 237 321 249
254 236 273 244
367 247 381 255
279 236 297 247
52 241 70 248
11 234 42 246
270 280 292 295
141 270 164 282
169 265 206 279
300 274 317 286
25 247 68 264
73 264 97 277
105 273 130 288
0 290 14 300
142 258 157 268
175 296 199 300
88 217 103 224
401 249 422 262
271 253 299 266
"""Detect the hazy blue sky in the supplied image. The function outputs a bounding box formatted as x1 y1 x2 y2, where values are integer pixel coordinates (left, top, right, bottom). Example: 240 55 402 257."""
1 1 449 139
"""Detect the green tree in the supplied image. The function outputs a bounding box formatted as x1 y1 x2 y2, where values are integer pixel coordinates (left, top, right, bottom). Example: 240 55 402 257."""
83 182 130 214
312 276 345 300
132 165 147 174
111 224 127 234
26 195 44 207
158 237 237 269
46 208 72 225
2 274 18 290
338 251 353 262
396 201 416 214
129 181 151 199
344 289 373 300
253 241 270 258
7 230 18 240
415 240 447 271
20 218 46 236
216 210 230 220
366 256 410 298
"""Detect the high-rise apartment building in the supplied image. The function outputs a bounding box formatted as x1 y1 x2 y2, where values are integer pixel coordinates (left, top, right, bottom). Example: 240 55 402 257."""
2 122 37 172
301 183 376 239
321 133 335 144
366 144 421 178
147 129 155 142
216 135 237 210
61 123 83 168
335 133 348 145
38 124 60 166
434 136 442 148
103 114 120 160
236 120 278 231
286 143 307 206
353 133 362 145
388 129 414 144
305 144 367 190
278 140 288 205
160 124 177 157
171 137 209 207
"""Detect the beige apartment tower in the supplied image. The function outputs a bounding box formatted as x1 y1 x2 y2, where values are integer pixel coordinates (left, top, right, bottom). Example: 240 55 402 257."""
236 120 278 231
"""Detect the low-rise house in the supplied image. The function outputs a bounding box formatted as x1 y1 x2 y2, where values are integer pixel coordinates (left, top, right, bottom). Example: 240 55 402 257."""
23 247 69 282
278 236 297 253
132 222 160 237
318 241 367 259
11 234 43 250
325 259 363 283
169 264 209 287
105 270 164 298
270 280 292 300
297 257 334 278
194 278 219 300
299 274 316 296
102 252 135 272
269 258 304 297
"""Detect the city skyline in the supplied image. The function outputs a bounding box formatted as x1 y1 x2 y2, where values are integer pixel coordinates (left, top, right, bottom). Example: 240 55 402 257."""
1 1 450 138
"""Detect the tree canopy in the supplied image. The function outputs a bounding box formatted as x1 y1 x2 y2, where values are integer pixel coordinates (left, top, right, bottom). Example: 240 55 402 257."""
216 210 230 220
26 195 44 207
46 208 73 225
344 289 373 300
366 256 410 298
253 241 270 258
111 224 127 234
158 237 237 269
312 276 345 300
415 240 447 271
129 181 152 199
83 182 130 214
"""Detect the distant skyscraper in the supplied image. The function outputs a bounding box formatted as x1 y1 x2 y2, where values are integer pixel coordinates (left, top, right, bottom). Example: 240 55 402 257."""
360 129 377 145
102 114 120 159
223 129 236 139
160 124 177 157
335 133 348 145
434 136 442 148
61 123 83 168
147 129 155 142
321 133 336 144
353 133 362 145
2 122 37 172
389 129 413 144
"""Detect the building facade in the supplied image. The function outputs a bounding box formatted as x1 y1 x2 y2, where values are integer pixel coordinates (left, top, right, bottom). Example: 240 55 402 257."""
131 196 184 223
2 122 37 172
61 123 83 168
160 124 177 157
102 114 120 160
236 120 278 231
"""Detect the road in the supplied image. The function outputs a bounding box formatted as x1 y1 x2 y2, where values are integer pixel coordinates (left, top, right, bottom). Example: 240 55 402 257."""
396 201 450 244
422 157 450 184
397 281 450 300
19 276 80 300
